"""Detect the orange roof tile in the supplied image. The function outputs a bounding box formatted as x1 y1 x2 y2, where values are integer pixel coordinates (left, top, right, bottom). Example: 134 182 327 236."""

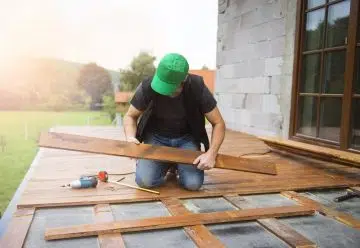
115 92 134 103
189 70 215 93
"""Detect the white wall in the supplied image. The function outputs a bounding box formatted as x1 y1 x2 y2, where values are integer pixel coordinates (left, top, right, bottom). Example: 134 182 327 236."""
216 0 298 138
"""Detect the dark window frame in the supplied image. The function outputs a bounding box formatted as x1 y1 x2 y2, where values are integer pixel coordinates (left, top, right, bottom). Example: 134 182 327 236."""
290 0 360 152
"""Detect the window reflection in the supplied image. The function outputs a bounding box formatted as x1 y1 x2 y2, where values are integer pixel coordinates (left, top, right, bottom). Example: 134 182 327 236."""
305 9 325 51
298 96 317 137
326 1 350 47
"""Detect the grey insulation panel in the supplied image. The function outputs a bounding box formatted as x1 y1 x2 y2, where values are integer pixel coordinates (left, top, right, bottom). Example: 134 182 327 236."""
183 197 289 247
23 206 97 248
111 201 195 248
299 189 360 219
280 213 360 248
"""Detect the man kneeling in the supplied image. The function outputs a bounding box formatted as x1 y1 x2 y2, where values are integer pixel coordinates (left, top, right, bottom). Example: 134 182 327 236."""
123 53 225 191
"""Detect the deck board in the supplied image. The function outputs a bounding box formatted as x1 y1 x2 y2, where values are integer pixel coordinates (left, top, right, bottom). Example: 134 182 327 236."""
17 127 360 208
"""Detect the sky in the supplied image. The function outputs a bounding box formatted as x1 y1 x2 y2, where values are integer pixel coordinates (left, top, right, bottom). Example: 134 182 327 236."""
0 0 218 70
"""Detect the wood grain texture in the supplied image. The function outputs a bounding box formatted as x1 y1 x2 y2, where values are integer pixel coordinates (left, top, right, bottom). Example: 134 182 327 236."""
38 131 277 175
0 208 35 248
260 137 360 168
45 205 315 241
223 195 316 248
161 198 225 248
282 191 360 229
16 128 360 209
94 204 126 248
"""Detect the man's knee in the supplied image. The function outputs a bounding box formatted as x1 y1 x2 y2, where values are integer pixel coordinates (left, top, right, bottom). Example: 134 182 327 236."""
180 175 204 191
135 159 166 188
135 175 160 188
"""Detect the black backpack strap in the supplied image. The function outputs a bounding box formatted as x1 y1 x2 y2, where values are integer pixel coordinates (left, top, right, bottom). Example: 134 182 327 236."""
135 77 156 143
184 74 210 151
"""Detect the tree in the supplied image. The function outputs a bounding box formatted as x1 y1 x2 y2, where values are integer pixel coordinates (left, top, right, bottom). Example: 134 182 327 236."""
102 94 116 121
202 65 209 70
78 63 112 109
120 52 156 91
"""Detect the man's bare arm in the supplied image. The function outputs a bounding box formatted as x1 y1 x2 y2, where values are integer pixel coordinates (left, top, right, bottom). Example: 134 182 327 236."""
123 105 144 143
206 106 226 156
194 106 226 170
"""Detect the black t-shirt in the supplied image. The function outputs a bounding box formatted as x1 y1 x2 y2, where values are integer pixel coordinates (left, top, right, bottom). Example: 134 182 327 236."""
130 82 217 138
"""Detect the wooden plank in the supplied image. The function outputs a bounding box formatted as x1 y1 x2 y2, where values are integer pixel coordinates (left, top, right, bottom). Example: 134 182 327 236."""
94 204 126 248
17 176 360 209
15 128 360 210
161 198 225 248
257 219 317 248
282 191 360 229
44 205 315 241
38 131 277 175
224 195 316 248
260 137 360 168
0 208 35 248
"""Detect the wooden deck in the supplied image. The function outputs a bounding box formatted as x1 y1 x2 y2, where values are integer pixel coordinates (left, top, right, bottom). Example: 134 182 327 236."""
17 126 360 209
2 126 360 248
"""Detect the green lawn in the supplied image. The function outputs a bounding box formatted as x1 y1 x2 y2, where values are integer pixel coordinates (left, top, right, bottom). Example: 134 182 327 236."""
0 111 112 215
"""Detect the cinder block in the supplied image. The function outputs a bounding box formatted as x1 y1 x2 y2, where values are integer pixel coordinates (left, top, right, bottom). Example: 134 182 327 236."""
240 1 285 29
262 95 281 114
228 49 247 64
233 30 252 48
223 18 242 50
234 109 252 126
219 62 245 78
284 31 295 56
241 9 262 29
232 93 246 109
234 125 278 137
282 55 295 75
270 37 285 57
220 0 242 22
214 77 236 93
225 122 237 130
215 77 270 94
245 94 263 111
218 105 235 124
250 112 283 132
220 59 266 79
218 93 234 107
219 64 236 79
248 19 286 43
236 0 269 15
233 43 257 60
246 59 266 77
265 57 284 76
270 75 281 94
217 23 229 39
254 41 272 59
268 18 287 38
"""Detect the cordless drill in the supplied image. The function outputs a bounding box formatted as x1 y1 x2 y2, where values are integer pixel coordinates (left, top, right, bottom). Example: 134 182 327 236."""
62 176 98 189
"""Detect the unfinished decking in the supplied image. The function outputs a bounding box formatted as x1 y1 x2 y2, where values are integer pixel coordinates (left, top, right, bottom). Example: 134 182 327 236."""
1 126 360 248
16 127 360 208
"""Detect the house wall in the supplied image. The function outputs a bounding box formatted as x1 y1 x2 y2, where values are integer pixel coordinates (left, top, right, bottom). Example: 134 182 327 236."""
216 0 298 138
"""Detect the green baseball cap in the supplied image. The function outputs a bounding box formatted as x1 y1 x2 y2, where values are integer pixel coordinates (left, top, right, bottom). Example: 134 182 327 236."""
151 53 189 96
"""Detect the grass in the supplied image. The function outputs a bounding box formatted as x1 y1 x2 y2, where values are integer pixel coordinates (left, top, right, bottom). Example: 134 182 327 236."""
0 111 112 215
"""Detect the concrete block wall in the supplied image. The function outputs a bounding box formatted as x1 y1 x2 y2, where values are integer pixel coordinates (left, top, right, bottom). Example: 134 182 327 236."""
216 0 297 138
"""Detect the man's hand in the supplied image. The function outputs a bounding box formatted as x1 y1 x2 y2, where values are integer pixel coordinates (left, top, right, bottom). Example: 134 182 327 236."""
193 151 217 170
127 136 140 145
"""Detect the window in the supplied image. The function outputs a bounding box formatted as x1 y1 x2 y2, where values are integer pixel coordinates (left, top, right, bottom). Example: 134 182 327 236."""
291 0 360 151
